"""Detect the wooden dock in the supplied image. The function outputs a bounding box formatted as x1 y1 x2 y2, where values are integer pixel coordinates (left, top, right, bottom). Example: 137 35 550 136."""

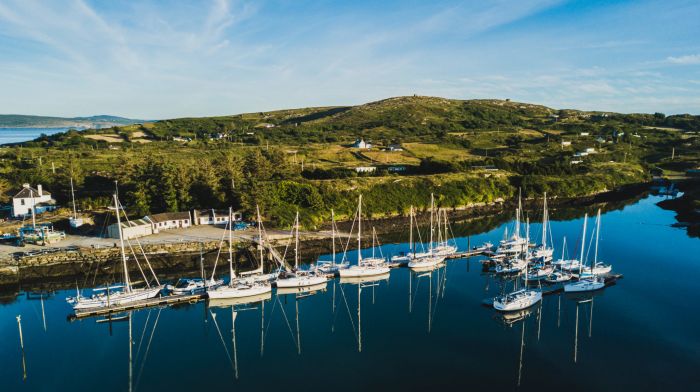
445 250 489 259
70 293 206 320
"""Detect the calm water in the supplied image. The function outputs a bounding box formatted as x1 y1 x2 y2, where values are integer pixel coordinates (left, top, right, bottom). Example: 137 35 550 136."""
1 195 699 391
0 128 76 144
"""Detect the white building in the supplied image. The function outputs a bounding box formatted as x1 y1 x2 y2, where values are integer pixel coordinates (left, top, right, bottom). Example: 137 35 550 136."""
12 184 55 217
145 212 192 233
193 209 242 225
107 218 153 240
355 166 377 173
580 132 590 136
561 141 572 147
352 138 372 149
387 144 403 151
585 147 596 153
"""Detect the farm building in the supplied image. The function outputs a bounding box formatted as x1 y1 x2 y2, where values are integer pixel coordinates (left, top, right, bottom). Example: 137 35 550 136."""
107 219 153 240
193 209 242 225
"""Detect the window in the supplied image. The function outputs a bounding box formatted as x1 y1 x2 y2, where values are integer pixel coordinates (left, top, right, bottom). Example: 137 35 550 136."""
21 199 25 205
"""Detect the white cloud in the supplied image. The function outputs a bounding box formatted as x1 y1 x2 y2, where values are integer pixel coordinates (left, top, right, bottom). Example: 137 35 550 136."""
666 54 700 65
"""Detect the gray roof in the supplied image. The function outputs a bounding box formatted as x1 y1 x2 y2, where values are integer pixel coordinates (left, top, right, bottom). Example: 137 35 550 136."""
146 211 191 223
14 186 51 199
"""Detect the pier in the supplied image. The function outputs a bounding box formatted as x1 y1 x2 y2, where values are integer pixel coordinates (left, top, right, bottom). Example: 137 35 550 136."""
70 292 206 320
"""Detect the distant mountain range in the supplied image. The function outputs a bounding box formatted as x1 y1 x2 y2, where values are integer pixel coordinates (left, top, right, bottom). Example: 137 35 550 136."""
0 114 145 128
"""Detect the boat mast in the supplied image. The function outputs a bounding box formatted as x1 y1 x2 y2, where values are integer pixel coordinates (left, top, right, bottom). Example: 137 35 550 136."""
409 205 414 255
70 177 78 220
114 194 131 293
515 188 522 239
429 193 434 253
294 210 300 270
357 195 362 265
542 192 547 249
331 209 336 266
594 209 601 274
256 205 264 274
579 213 588 276
228 207 235 282
524 218 530 286
371 227 376 259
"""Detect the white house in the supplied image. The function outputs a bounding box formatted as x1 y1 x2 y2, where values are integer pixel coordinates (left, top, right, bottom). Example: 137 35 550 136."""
561 140 572 147
585 147 596 153
352 138 372 149
145 211 192 233
107 218 153 240
193 209 242 225
580 132 590 136
574 152 589 157
387 144 404 152
355 166 377 173
12 184 55 217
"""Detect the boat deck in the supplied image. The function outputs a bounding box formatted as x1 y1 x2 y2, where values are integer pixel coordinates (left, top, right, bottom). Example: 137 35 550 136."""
71 292 206 320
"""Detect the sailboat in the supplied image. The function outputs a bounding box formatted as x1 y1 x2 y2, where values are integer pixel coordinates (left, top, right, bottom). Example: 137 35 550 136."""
532 192 553 261
431 209 458 257
237 205 279 284
409 194 446 270
545 236 572 283
68 177 83 228
67 194 164 311
316 209 350 274
495 189 528 256
275 211 328 288
496 217 529 274
207 207 273 300
391 205 425 263
564 210 607 292
577 209 612 277
494 218 542 311
339 195 391 278
167 242 224 295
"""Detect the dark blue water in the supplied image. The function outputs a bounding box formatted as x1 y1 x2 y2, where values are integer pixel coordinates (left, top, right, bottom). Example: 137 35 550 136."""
0 128 75 144
1 195 699 391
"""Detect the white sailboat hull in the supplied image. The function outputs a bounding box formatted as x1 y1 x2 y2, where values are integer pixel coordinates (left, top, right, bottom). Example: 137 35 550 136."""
72 286 164 311
339 272 391 284
276 275 327 288
208 283 272 299
564 279 605 293
408 255 445 270
339 265 391 278
493 289 542 312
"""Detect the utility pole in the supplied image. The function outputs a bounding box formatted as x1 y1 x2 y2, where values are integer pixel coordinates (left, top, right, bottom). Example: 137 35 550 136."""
671 147 675 160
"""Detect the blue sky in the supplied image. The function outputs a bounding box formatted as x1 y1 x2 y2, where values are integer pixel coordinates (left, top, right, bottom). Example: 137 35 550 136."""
0 0 699 118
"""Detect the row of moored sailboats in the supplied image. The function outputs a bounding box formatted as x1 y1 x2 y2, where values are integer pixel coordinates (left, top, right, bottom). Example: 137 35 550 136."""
486 191 615 312
67 192 458 313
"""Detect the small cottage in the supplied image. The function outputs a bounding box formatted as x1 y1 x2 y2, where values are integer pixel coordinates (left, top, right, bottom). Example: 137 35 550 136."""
12 184 56 217
352 138 372 149
193 209 242 225
145 211 192 233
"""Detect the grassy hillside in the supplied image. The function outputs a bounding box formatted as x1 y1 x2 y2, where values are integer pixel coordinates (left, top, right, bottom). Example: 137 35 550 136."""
1 96 698 228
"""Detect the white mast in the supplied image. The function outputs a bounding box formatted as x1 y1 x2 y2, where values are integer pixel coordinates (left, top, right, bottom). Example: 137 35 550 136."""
429 193 434 253
256 205 264 274
228 207 235 281
524 217 530 286
515 188 522 239
331 209 336 266
294 210 300 270
541 192 547 249
594 208 601 272
409 205 414 255
357 195 362 265
70 177 78 220
579 213 588 276
114 194 131 293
